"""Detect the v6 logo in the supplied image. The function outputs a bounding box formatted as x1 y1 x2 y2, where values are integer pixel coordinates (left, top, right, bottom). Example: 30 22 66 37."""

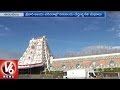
3 62 15 75
0 60 18 79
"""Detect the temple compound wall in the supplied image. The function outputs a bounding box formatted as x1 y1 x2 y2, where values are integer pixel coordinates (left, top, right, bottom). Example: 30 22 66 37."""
50 53 120 71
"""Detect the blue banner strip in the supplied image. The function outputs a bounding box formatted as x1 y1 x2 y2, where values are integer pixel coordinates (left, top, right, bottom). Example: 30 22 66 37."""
23 11 106 17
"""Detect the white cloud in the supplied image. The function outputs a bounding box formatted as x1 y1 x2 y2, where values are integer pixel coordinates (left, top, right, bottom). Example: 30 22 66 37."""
62 45 120 57
107 23 120 38
82 27 98 32
106 12 120 38
112 46 120 49
0 24 10 31
4 27 9 31
80 45 120 53
116 32 120 37
0 24 11 37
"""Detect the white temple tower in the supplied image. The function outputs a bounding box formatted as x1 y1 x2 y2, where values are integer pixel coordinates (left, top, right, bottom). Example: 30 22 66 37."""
18 36 52 70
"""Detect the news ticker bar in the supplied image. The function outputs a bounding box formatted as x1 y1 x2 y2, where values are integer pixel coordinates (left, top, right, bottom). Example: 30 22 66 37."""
0 11 106 17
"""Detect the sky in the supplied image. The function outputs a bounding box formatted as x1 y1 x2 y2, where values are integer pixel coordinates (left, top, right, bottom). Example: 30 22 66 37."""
1 11 120 59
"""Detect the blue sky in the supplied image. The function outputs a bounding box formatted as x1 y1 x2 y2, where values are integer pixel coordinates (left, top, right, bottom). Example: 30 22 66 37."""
0 11 120 59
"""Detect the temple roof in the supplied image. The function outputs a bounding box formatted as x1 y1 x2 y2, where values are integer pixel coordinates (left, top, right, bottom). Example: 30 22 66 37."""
52 53 120 61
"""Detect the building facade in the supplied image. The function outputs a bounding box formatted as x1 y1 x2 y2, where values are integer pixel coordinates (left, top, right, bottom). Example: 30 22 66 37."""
18 36 120 72
50 53 120 71
18 36 52 71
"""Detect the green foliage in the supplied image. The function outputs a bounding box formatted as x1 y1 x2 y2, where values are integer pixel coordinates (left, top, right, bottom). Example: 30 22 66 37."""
104 68 111 72
46 70 64 75
97 68 102 72
96 67 120 72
